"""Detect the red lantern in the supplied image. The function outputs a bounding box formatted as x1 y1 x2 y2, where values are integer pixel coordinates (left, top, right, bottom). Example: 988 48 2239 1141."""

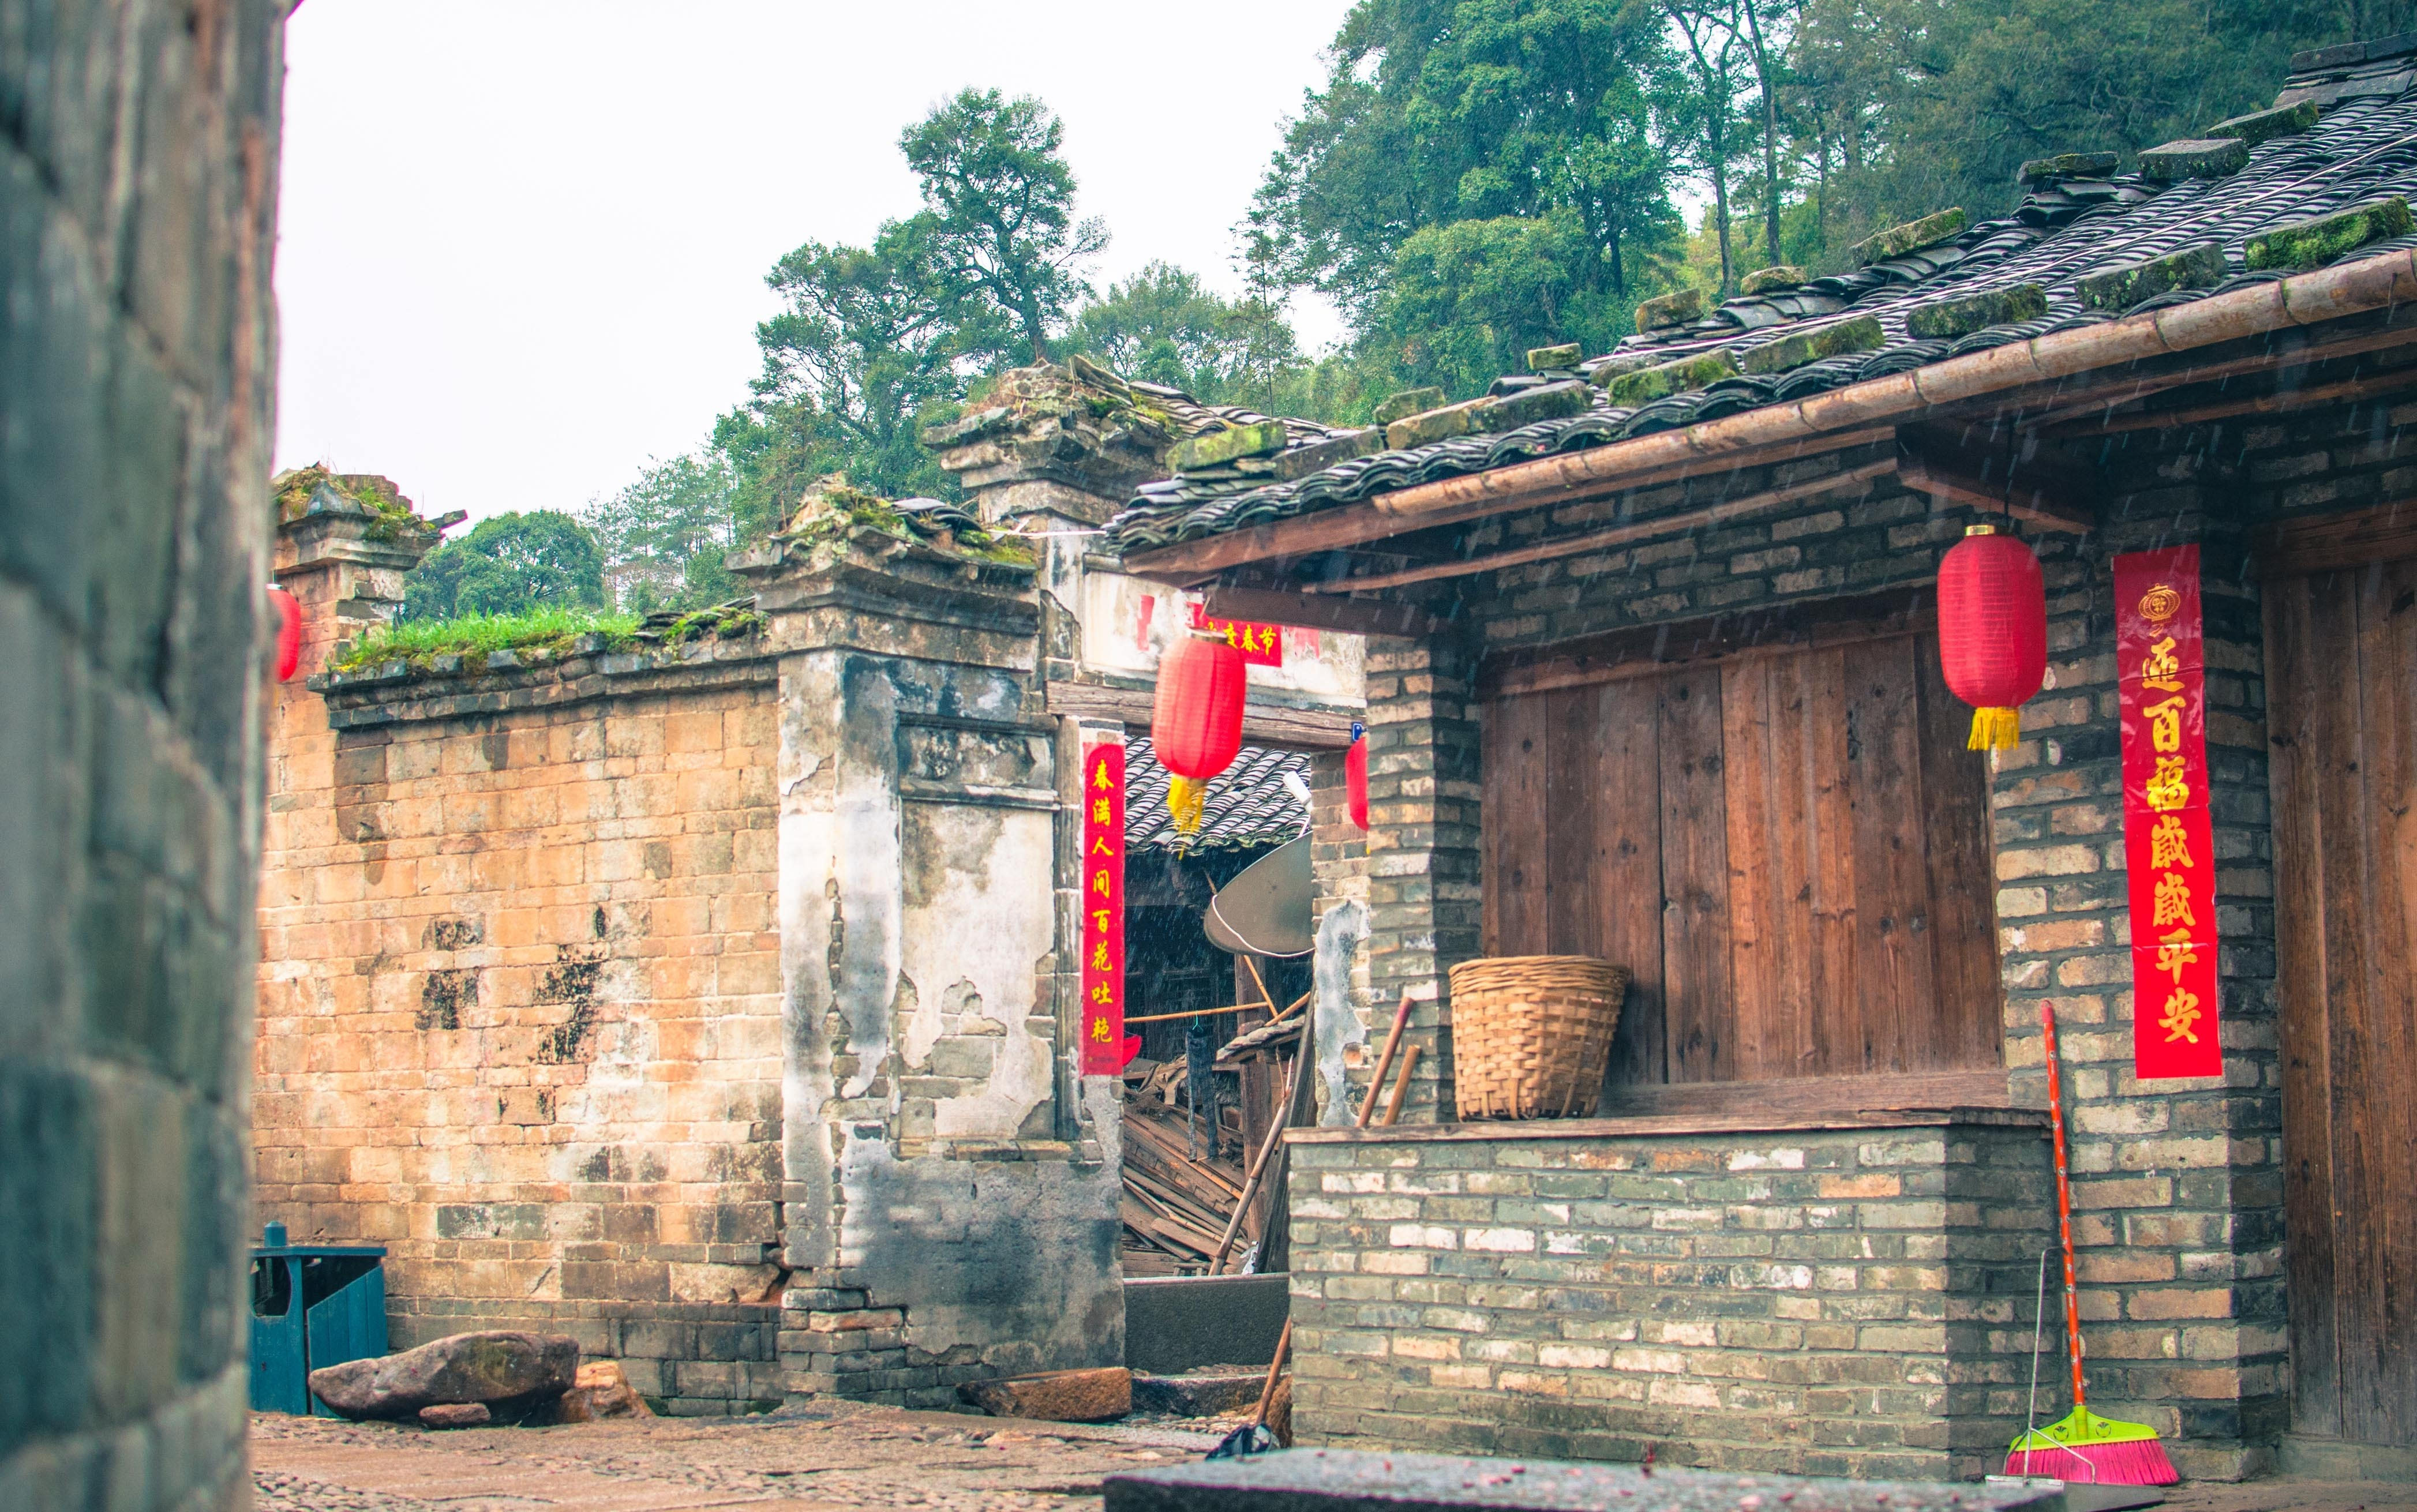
1345 730 1369 831
1151 628 1247 840
267 585 303 682
1937 524 2045 751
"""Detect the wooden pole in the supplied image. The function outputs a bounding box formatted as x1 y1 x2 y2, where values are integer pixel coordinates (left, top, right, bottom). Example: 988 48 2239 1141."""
1380 1043 1421 1127
1254 1319 1294 1428
1356 992 1417 1129
1208 1062 1299 1273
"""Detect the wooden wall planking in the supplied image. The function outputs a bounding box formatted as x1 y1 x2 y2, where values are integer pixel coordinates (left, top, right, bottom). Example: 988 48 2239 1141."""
2266 553 2417 1447
1480 628 2002 1097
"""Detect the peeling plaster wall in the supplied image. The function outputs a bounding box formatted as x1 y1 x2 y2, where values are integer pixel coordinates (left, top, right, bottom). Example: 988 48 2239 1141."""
774 640 1122 1406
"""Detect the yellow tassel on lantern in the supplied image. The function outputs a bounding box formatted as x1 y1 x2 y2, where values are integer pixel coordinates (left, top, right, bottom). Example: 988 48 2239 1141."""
1167 775 1206 841
1968 706 2022 751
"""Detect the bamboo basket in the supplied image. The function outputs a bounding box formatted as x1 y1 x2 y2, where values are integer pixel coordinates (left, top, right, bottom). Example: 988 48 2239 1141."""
1448 955 1628 1120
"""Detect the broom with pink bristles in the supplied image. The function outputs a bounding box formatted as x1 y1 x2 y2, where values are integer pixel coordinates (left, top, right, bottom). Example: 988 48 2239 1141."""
2003 1002 2182 1487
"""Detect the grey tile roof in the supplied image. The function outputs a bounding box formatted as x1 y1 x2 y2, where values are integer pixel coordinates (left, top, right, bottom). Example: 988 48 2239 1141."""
1123 737 1310 852
1104 44 2417 554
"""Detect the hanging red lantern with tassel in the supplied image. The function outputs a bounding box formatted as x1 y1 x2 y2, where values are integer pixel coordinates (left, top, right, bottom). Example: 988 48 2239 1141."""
1937 524 2046 751
1151 628 1247 842
1345 724 1369 831
267 584 303 682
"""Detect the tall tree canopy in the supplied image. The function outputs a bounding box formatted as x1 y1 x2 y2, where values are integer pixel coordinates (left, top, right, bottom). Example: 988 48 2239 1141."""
404 512 607 621
1249 0 1687 372
732 88 1107 501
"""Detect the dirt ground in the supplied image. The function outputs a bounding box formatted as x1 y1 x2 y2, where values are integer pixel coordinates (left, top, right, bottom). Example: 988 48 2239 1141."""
248 1402 1226 1512
250 1408 2417 1512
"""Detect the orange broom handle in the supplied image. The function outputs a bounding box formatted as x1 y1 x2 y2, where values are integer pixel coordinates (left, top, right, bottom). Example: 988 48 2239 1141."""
2042 1001 2087 1412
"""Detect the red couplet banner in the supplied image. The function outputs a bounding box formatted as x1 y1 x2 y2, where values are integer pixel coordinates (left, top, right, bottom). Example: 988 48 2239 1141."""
1189 602 1285 667
1080 742 1134 1075
2114 546 2223 1079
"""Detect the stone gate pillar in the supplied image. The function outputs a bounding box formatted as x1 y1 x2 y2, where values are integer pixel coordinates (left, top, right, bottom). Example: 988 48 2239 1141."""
736 519 1123 1406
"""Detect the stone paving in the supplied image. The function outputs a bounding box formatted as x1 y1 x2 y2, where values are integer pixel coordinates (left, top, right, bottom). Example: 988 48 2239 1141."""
252 1408 2417 1512
249 1402 1224 1512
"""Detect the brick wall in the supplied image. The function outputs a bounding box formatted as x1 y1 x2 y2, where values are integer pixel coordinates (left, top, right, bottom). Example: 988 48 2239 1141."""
2 1 284 1506
1356 635 1486 1121
1286 1117 2053 1481
257 643 788 1416
1322 429 2319 1476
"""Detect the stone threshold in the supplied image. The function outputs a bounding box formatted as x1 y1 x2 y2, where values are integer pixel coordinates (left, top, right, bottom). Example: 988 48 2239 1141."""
1286 1105 2047 1145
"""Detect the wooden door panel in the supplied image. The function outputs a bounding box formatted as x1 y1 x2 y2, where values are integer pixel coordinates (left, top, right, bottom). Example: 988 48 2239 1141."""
1660 667 1734 1083
1916 632 2006 1071
1845 635 1933 1075
2268 575 2341 1436
1483 691 1550 957
2346 559 2417 1444
2268 555 2417 1446
1591 679 1669 1086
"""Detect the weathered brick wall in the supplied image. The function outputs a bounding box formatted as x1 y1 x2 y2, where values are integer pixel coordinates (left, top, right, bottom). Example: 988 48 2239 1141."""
1982 501 2288 1479
1356 634 1485 1121
1340 432 2313 1476
2 1 284 1505
1286 1118 2053 1481
256 645 787 1416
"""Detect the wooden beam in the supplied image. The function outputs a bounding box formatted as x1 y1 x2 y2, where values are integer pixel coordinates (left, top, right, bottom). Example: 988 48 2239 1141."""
1119 426 1897 584
2008 316 2417 432
1479 586 1938 700
2255 497 2417 578
1306 459 1899 594
1201 584 1445 638
2041 369 2417 438
1044 678 1359 748
1897 425 2094 534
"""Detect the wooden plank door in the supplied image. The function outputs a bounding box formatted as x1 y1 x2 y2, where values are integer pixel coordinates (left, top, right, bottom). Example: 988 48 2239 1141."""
2265 553 2417 1448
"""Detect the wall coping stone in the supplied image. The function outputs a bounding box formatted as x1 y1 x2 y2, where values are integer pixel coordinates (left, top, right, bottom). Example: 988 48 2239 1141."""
1285 1106 2047 1145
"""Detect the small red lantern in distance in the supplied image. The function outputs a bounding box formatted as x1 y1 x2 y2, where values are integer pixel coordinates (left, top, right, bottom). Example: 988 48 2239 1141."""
1345 726 1369 831
267 584 303 682
1151 629 1247 839
1937 524 2046 751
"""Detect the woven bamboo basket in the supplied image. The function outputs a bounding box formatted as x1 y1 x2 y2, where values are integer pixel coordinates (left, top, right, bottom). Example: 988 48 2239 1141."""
1448 955 1628 1120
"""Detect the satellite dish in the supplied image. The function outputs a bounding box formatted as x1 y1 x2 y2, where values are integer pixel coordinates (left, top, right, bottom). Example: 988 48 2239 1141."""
1204 836 1314 958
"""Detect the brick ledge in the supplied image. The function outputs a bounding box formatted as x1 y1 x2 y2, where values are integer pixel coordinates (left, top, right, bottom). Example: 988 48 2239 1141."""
1286 1105 2047 1144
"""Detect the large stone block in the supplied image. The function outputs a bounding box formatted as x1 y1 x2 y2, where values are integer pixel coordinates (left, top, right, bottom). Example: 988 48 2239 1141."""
308 1331 580 1420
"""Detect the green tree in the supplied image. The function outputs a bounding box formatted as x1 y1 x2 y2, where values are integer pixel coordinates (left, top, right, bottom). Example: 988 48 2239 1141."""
735 88 1102 498
582 451 749 611
404 511 606 621
902 89 1109 364
1249 0 1686 388
1065 261 1302 406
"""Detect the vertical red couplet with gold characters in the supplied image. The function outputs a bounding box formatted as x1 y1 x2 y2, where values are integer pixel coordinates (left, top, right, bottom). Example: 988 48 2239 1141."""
1080 742 1136 1075
1188 602 1285 667
2115 546 2223 1079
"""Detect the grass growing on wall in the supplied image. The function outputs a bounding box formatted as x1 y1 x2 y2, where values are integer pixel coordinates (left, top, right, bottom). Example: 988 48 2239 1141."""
328 606 640 673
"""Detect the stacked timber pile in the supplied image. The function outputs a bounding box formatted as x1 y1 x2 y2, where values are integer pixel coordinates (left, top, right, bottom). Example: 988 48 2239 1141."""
1119 1063 1250 1277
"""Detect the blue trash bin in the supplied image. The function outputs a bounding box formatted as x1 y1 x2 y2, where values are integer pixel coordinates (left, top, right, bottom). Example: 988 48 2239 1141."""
250 1222 388 1416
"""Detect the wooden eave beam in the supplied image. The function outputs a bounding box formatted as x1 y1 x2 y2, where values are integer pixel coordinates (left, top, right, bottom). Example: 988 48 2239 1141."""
1897 425 2094 534
1200 584 1446 639
1117 250 2417 584
2037 367 2417 438
1119 426 1897 586
1299 458 1899 595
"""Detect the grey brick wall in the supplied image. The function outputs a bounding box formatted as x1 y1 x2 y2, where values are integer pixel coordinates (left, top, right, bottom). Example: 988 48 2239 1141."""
1328 425 2327 1477
2 1 286 1506
1286 1118 2053 1482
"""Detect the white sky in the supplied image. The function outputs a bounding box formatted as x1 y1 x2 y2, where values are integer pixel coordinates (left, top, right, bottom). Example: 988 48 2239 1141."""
272 1 1355 524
